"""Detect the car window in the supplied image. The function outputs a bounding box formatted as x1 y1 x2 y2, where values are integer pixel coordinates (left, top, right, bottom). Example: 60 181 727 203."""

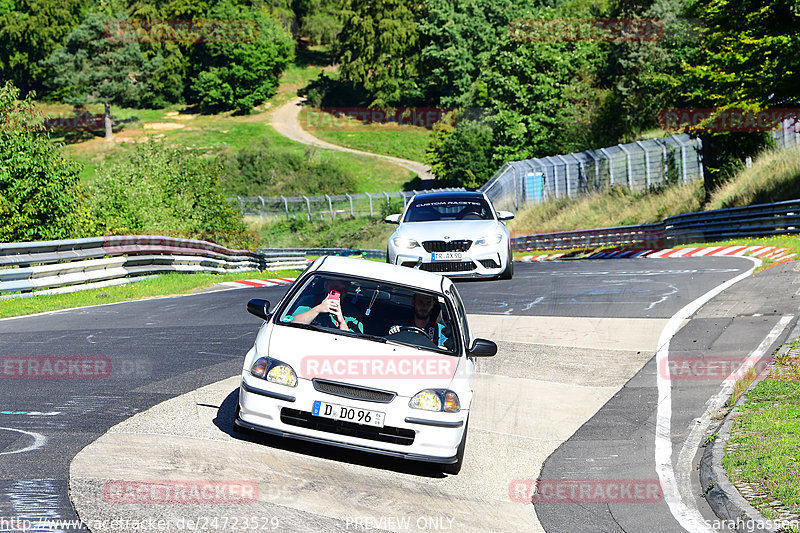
404 198 493 222
276 273 459 355
447 285 471 351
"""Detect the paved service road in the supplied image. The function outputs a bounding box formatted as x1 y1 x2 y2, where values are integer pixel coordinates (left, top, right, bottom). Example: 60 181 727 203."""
1 258 782 532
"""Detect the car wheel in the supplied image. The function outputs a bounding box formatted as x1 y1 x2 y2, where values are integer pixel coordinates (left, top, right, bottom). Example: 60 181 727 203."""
498 248 514 280
442 420 468 475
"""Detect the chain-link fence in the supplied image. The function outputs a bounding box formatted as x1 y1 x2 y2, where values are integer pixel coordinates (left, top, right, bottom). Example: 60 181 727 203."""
479 134 703 212
233 188 465 221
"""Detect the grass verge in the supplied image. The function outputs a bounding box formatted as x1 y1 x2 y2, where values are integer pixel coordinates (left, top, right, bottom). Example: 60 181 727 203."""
0 270 301 319
723 341 800 524
250 216 395 250
297 106 432 163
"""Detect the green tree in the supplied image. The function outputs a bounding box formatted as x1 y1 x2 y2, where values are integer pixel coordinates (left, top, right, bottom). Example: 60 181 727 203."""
43 12 159 140
0 82 87 242
189 1 294 113
680 0 800 188
294 0 343 45
426 112 494 187
0 0 87 97
336 0 421 107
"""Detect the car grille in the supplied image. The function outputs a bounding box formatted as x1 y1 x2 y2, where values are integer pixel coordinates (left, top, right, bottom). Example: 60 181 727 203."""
479 259 500 268
419 262 476 273
312 379 396 403
422 240 472 253
281 408 415 446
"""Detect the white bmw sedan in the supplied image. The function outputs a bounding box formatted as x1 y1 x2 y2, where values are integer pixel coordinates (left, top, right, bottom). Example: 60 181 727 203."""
385 191 515 279
234 256 496 474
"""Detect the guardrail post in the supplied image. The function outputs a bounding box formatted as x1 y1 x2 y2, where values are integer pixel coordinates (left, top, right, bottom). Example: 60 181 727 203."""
383 191 390 211
280 195 289 218
635 141 652 188
345 193 354 217
695 137 704 183
365 192 374 217
302 195 311 221
237 196 244 215
586 151 600 189
617 144 633 190
325 194 333 219
672 135 689 184
599 148 614 186
556 155 572 198
258 196 265 220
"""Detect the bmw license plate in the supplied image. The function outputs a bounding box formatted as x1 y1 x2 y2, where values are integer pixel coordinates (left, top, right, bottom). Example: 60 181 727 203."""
312 400 385 428
432 252 462 261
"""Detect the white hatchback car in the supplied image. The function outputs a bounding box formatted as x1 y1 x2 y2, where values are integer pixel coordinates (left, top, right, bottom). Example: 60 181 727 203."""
234 256 496 474
385 191 515 279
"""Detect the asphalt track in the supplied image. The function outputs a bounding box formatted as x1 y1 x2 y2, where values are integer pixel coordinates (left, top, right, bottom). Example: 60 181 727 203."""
1 257 794 532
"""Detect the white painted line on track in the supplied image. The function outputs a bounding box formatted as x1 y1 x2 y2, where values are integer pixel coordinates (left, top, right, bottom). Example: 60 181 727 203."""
0 427 47 455
654 256 760 533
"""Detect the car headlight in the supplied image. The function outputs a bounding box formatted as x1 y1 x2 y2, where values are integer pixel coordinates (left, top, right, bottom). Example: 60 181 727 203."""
475 234 503 246
409 389 460 413
392 237 421 249
250 357 297 387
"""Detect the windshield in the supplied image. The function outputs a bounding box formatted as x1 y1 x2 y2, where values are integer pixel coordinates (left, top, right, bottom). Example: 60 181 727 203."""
404 198 493 222
276 273 458 355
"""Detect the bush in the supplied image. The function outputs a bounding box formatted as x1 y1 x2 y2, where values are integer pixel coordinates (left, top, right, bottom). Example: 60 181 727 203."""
220 137 358 196
0 82 88 242
88 142 253 248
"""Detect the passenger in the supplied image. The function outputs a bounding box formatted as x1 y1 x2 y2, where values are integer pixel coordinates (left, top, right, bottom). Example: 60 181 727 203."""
289 278 364 333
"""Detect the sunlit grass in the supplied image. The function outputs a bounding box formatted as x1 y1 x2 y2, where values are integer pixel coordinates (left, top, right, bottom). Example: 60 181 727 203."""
0 270 301 319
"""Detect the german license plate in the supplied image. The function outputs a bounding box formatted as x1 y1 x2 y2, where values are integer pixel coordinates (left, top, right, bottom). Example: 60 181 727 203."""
432 252 462 261
312 400 385 428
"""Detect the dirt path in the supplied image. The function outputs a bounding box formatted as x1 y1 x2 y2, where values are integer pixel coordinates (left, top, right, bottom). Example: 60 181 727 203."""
271 96 435 182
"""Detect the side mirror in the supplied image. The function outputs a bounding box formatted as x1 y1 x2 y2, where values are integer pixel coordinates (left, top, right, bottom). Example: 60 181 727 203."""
468 338 497 357
247 298 271 320
496 210 515 221
384 213 401 224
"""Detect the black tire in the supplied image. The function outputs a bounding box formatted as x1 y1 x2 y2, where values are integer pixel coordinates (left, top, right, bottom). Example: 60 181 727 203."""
232 403 243 433
442 421 468 475
498 248 514 280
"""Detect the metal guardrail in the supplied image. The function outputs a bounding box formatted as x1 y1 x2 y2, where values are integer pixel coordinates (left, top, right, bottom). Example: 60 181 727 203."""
0 235 307 297
664 199 800 245
260 248 386 260
512 224 665 252
512 199 800 252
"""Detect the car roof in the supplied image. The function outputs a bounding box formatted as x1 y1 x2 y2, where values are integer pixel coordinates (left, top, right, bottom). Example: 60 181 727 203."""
310 256 448 294
410 191 487 203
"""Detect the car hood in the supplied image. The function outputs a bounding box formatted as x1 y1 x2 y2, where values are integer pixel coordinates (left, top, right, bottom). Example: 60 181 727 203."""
396 220 506 241
260 324 464 397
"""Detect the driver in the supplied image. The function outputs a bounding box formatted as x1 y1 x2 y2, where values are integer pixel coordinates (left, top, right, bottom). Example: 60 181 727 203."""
288 278 364 333
388 293 450 347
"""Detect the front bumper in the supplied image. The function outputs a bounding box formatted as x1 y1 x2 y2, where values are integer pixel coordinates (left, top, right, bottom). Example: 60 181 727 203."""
237 375 467 464
390 250 505 278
